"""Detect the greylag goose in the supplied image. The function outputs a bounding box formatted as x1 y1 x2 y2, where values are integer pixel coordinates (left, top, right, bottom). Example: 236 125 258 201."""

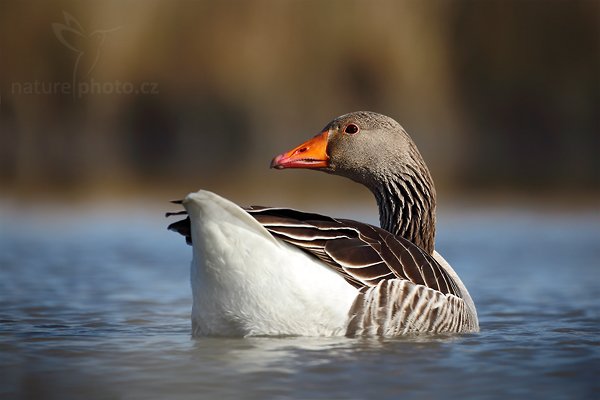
168 111 478 337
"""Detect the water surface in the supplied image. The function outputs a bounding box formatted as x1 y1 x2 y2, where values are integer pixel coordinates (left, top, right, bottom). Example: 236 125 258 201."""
1 205 598 399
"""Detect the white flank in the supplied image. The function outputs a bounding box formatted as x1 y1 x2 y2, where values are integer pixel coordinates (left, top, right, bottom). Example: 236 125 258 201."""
184 190 358 337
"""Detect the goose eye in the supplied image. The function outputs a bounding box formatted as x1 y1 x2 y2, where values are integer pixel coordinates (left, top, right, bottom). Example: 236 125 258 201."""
344 123 359 135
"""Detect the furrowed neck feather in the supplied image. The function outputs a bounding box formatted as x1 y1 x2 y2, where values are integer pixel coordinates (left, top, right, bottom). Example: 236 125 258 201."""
370 157 436 254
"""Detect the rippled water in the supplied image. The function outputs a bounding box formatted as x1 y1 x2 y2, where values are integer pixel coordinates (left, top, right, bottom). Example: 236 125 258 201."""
1 204 599 399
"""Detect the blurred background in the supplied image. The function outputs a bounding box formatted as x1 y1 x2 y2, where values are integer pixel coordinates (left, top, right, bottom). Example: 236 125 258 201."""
0 0 598 209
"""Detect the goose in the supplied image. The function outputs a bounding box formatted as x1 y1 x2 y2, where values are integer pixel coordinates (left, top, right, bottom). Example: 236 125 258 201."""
168 111 478 337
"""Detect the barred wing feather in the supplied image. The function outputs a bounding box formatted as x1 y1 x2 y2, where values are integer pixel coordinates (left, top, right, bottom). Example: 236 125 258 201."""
346 279 476 335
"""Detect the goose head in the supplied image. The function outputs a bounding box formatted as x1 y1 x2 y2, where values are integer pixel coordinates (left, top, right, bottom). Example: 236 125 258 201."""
271 112 426 188
271 111 437 253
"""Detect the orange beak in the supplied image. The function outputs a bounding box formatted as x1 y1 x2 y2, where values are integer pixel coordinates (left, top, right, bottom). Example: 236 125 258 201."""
270 131 330 169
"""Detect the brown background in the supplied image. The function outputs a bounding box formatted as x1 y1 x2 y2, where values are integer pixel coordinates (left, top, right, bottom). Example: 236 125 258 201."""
1 0 598 209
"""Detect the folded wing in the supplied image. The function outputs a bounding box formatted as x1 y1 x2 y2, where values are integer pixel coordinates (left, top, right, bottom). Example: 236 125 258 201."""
168 205 477 334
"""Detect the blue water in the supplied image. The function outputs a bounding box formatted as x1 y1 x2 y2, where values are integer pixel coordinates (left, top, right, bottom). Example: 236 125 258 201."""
0 204 599 399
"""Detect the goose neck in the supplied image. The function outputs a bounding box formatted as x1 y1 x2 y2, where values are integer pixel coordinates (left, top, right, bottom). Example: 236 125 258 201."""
371 168 436 254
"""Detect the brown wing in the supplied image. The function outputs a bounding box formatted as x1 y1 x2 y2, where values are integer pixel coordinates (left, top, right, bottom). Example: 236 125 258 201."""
169 204 463 298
